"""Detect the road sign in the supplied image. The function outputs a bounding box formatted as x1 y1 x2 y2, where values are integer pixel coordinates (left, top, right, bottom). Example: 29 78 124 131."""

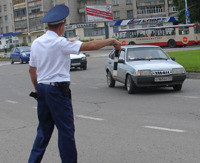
187 18 191 24
186 10 190 17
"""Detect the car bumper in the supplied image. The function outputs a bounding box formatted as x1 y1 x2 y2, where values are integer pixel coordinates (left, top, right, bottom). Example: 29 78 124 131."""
71 60 87 68
132 74 186 87
22 56 30 62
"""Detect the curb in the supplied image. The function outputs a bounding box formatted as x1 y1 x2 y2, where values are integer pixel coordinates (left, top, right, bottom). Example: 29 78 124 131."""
186 72 200 79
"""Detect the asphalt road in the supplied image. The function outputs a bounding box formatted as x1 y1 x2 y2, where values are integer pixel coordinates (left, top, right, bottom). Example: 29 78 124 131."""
0 50 200 163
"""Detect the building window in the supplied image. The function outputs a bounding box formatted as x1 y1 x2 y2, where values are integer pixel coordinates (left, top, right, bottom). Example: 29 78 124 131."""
137 5 163 15
29 18 42 29
84 27 105 37
28 36 31 43
0 6 1 12
127 10 133 18
112 0 119 5
0 27 3 34
28 6 41 14
0 17 2 23
113 11 120 19
66 30 76 38
23 37 27 43
126 0 132 4
4 15 8 22
6 26 9 33
13 0 25 5
15 20 27 29
3 5 7 12
96 0 103 4
14 8 26 18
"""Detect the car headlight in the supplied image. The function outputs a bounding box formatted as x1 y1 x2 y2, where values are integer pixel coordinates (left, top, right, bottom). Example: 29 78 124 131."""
137 70 152 76
81 57 86 60
172 68 185 74
22 53 26 57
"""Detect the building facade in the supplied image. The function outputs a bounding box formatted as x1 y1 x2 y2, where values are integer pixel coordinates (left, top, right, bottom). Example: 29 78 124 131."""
9 0 178 45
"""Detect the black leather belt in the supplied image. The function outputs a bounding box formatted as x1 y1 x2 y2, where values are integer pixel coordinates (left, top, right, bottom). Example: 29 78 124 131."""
41 82 70 87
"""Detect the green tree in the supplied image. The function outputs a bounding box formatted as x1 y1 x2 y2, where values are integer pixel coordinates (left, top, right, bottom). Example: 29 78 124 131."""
173 0 200 24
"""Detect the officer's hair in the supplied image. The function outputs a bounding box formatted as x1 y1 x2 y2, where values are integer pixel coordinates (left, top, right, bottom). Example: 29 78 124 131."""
48 19 66 30
48 23 62 30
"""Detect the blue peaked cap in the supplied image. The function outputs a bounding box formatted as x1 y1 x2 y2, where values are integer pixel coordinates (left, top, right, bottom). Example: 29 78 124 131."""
42 4 69 24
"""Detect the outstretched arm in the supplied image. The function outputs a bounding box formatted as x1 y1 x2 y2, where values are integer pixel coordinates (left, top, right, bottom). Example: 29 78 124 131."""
80 38 121 51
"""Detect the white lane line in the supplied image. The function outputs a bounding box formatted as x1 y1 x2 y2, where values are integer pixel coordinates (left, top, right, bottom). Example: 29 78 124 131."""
87 86 99 89
76 115 104 121
144 126 187 133
5 100 18 104
175 95 200 99
0 63 10 67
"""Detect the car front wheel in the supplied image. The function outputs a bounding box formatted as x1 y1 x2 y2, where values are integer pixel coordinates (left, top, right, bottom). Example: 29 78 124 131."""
173 84 182 91
107 71 115 87
10 59 14 64
126 75 137 94
20 58 23 64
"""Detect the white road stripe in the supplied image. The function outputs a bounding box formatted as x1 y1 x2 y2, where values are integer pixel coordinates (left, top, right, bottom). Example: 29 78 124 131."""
179 95 200 99
0 63 10 67
76 115 104 121
144 126 187 133
5 100 18 104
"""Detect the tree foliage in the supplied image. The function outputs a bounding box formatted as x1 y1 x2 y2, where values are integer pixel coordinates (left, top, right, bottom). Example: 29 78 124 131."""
173 0 200 24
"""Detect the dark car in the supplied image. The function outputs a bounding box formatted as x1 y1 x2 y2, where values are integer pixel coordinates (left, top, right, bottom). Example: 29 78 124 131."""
10 46 31 64
70 52 87 70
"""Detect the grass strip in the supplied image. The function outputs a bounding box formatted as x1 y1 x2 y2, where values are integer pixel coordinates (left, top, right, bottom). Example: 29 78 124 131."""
167 49 200 72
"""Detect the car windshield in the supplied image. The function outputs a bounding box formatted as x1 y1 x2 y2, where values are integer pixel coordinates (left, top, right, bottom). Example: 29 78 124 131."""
126 47 169 61
19 47 31 52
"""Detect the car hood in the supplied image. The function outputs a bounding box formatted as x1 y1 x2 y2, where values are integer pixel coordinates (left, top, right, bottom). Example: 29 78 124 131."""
127 60 184 71
70 53 86 59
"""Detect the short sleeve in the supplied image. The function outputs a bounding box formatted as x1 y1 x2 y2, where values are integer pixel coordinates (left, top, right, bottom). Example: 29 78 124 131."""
29 42 37 67
60 38 83 54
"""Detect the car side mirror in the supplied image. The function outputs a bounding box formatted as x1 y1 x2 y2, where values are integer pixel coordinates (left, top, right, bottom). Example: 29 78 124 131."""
170 57 175 61
118 59 125 64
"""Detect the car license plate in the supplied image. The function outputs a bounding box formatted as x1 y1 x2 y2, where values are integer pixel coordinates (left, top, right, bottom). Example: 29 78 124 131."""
71 63 80 66
154 76 172 82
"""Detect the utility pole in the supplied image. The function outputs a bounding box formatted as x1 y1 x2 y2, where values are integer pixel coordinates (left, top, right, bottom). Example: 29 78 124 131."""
185 0 190 24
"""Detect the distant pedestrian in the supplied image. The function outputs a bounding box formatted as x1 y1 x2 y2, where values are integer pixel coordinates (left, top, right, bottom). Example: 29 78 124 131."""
4 44 7 53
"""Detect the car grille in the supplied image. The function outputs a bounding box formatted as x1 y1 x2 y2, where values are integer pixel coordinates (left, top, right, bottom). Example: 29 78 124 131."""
71 59 81 63
152 70 172 76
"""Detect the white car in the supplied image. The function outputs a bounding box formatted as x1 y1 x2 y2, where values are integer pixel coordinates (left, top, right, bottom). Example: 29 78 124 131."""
70 52 87 70
105 45 186 94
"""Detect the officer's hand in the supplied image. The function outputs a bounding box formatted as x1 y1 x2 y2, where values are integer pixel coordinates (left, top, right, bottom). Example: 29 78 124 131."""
113 40 121 51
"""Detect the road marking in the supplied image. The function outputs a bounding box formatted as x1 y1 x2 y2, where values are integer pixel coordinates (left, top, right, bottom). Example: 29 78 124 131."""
175 95 200 99
0 63 10 67
88 86 99 89
76 115 104 121
5 100 18 104
144 126 187 133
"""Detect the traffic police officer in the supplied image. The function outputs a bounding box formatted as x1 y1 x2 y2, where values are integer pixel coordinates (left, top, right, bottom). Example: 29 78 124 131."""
28 4 121 163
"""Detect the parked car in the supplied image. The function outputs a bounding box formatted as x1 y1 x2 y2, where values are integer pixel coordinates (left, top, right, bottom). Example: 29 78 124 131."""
10 46 30 64
105 45 186 94
70 52 87 70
